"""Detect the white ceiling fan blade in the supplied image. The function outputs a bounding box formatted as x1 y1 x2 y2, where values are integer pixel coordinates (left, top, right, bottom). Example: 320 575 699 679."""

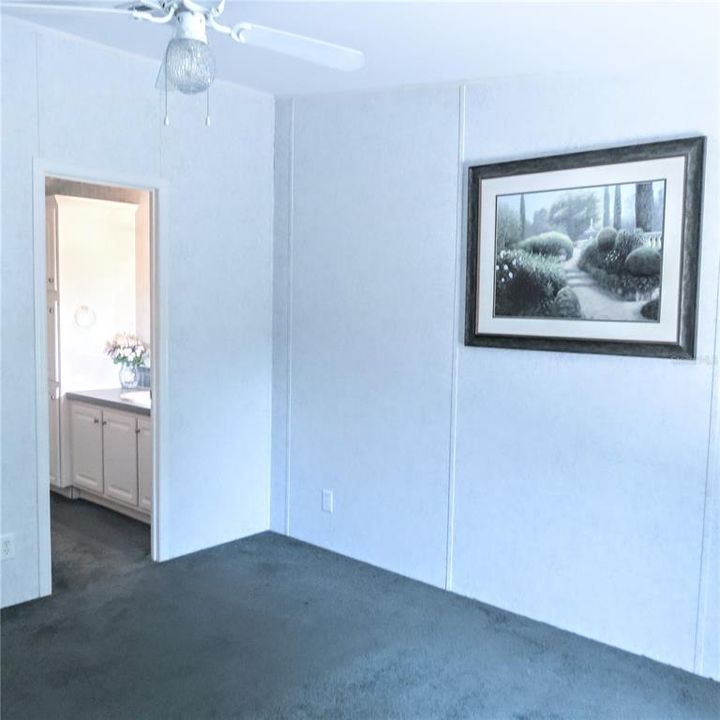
115 0 163 9
232 23 364 72
115 0 163 14
0 1 132 14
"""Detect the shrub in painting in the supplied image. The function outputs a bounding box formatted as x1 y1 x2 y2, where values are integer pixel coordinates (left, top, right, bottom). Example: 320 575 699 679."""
578 238 602 272
578 229 660 301
595 227 618 252
614 229 644 260
518 231 574 260
625 246 662 276
495 249 568 317
551 287 582 318
641 298 660 320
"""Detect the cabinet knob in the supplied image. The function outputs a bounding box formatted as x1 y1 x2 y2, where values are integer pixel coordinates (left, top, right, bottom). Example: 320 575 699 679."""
93 418 100 424
102 420 108 426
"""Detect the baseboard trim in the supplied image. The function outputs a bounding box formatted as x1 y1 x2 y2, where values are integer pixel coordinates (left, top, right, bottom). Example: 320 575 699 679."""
50 486 76 500
69 488 151 525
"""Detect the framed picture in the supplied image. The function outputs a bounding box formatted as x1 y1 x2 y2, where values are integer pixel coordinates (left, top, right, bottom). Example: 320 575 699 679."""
465 137 705 358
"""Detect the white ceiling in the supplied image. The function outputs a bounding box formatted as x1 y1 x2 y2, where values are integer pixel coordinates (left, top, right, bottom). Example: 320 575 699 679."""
3 1 718 96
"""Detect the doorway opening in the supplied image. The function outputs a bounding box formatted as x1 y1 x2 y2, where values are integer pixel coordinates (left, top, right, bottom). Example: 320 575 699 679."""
44 176 156 590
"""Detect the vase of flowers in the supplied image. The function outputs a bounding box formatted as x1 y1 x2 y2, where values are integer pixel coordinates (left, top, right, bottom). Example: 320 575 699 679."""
105 333 148 390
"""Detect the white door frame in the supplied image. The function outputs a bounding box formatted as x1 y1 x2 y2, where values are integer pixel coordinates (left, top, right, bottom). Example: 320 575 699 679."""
32 158 169 596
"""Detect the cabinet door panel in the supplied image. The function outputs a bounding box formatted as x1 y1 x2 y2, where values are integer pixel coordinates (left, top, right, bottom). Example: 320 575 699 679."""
47 299 59 383
70 402 103 493
102 409 138 506
49 387 61 487
46 197 58 293
137 416 152 513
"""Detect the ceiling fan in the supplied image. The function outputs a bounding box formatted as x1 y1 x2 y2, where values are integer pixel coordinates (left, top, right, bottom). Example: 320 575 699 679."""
1 0 365 122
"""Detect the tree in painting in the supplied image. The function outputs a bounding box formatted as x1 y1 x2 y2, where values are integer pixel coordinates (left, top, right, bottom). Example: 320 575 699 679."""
652 184 665 231
603 186 610 227
530 208 551 236
548 192 598 241
496 202 522 250
635 182 654 231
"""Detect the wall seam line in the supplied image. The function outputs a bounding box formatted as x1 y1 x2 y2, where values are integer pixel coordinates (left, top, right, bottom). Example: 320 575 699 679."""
445 83 466 591
283 98 295 537
34 28 43 596
693 298 719 678
693 145 720 676
34 31 41 151
157 57 166 558
266 100 276 532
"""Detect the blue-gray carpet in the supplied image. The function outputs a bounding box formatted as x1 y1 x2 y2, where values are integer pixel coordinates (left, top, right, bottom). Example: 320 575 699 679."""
1 495 718 719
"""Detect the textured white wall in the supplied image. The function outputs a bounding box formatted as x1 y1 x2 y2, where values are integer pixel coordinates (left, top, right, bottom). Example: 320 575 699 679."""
272 66 719 678
454 72 719 679
279 86 461 586
1 17 274 606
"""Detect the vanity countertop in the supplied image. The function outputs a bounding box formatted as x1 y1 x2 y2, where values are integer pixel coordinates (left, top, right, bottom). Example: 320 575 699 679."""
65 388 151 416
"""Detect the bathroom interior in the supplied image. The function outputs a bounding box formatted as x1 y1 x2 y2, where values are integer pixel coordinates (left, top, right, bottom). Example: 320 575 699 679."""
46 176 154 578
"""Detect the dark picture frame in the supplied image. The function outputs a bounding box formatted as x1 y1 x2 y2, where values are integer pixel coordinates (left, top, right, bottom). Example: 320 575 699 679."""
465 137 705 359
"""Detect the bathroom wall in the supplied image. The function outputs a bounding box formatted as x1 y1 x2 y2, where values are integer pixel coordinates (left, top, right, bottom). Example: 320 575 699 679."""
134 193 152 346
44 178 152 350
54 195 138 392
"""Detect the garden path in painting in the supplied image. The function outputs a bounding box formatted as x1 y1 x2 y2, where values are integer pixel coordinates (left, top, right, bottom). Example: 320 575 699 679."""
563 242 645 322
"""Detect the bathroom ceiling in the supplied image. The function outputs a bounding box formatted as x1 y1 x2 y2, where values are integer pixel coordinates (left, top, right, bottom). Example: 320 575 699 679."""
3 1 717 96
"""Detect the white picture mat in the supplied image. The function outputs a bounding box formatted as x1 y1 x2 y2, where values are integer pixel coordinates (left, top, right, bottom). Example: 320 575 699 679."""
476 156 687 342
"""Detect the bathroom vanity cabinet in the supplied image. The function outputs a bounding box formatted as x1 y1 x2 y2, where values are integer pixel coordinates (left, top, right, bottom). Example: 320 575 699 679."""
65 393 151 523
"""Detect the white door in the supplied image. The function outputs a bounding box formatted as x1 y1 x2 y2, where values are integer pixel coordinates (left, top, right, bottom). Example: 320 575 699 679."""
70 402 103 493
137 416 152 513
102 409 138 506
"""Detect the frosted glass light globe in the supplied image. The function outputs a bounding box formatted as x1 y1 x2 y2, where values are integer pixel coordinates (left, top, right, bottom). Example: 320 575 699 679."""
165 37 215 95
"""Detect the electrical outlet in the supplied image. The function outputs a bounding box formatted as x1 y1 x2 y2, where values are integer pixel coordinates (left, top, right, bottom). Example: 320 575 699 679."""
1 534 15 561
321 489 334 514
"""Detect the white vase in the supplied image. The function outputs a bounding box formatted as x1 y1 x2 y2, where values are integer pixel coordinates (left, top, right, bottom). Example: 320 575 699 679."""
119 365 139 390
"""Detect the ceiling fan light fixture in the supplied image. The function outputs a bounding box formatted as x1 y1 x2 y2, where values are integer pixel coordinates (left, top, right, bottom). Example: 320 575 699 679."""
4 1 366 119
165 37 215 94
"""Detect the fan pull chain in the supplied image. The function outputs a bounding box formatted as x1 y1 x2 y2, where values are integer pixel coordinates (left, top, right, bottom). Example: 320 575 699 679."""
163 44 170 126
164 91 170 127
205 33 212 127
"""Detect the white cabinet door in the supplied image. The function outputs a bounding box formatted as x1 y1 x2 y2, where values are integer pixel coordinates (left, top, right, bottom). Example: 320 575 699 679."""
70 402 103 493
49 387 61 488
46 196 59 293
137 416 152 513
102 409 138 507
47 299 59 383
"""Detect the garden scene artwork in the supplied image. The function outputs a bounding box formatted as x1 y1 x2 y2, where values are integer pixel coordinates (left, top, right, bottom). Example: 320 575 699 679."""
466 137 704 358
494 180 665 323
